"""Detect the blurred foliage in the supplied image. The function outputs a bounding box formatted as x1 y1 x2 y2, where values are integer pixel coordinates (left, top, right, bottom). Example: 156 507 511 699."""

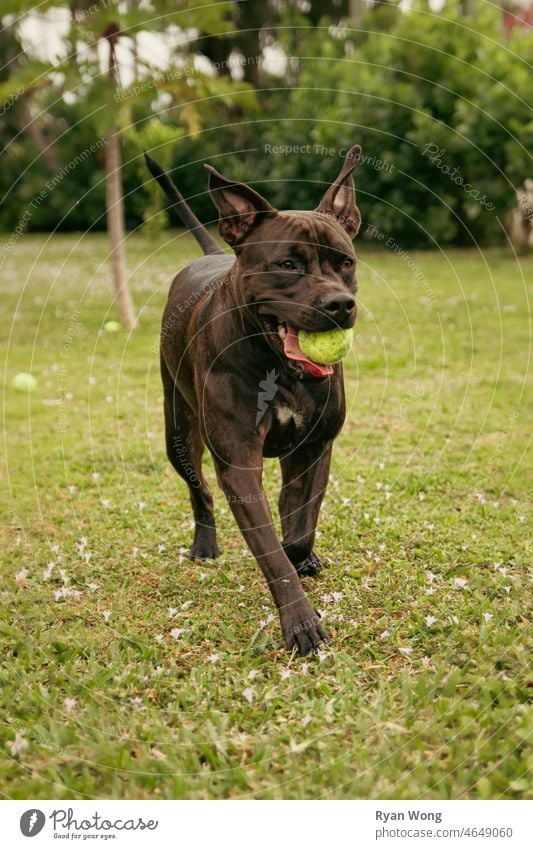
173 0 532 248
0 0 531 246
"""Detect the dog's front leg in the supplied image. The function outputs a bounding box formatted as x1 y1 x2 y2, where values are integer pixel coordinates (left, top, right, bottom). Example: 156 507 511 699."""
279 442 332 577
214 460 328 655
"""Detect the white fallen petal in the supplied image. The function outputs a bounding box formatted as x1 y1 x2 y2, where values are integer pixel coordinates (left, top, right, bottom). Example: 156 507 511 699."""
43 562 55 580
6 731 28 756
243 687 254 704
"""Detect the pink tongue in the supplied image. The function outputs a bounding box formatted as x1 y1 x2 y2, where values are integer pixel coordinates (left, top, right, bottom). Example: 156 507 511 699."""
283 325 333 378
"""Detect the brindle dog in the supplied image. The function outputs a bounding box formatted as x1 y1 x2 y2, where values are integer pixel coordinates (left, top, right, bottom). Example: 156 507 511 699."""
145 145 361 655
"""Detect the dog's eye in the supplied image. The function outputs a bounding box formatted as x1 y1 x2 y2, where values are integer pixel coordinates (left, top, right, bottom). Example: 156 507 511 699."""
279 259 296 270
342 257 354 269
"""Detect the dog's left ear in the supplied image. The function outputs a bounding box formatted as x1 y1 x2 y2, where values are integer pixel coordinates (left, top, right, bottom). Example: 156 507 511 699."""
316 144 362 239
205 164 277 248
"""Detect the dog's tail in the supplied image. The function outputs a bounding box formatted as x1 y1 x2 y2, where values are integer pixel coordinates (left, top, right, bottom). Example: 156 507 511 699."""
144 152 223 256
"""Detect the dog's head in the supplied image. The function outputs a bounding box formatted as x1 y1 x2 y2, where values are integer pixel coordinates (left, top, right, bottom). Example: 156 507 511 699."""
206 145 362 378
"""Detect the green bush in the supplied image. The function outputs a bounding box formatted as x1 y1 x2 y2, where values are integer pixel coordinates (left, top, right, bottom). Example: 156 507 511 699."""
2 1 531 248
168 1 532 248
276 2 531 246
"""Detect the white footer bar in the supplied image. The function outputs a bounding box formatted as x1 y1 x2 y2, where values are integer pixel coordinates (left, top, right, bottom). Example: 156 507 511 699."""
2 800 531 848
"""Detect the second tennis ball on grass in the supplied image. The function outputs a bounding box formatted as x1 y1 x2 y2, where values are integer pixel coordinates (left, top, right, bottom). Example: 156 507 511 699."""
298 327 354 365
12 372 37 392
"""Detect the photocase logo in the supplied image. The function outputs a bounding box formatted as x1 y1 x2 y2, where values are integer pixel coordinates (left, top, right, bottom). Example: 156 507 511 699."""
20 809 46 837
256 369 279 425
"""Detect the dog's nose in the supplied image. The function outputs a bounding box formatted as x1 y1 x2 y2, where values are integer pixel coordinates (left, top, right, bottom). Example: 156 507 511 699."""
321 292 356 324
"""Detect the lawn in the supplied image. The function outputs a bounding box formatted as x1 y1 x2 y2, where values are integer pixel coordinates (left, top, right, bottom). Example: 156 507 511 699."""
1 232 531 800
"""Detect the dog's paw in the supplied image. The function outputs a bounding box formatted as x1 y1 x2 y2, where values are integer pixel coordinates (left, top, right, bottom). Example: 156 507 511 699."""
189 537 220 561
295 552 324 577
281 603 328 657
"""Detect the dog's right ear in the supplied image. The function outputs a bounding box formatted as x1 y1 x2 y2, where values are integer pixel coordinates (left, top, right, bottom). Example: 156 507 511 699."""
316 144 362 239
205 164 277 248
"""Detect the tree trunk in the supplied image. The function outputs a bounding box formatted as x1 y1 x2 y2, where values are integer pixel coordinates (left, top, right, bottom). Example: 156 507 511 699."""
104 127 137 329
104 24 137 330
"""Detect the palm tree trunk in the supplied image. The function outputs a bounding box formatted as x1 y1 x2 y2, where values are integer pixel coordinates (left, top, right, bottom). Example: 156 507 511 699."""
104 23 137 330
104 127 137 329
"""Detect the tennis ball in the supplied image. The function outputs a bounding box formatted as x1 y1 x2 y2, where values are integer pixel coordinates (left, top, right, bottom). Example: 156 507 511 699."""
12 372 37 392
298 327 354 365
104 320 121 333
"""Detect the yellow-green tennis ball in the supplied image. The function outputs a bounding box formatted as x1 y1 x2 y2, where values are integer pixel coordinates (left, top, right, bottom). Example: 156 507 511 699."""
104 320 121 333
298 327 354 365
12 372 37 392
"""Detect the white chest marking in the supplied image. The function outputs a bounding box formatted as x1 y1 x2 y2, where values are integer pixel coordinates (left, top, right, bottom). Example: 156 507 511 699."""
276 404 304 429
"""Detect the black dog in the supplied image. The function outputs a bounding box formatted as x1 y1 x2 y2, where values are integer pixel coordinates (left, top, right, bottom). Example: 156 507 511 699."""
145 145 361 655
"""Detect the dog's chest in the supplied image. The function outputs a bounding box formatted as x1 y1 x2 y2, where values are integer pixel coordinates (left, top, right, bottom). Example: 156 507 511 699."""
262 400 306 456
263 393 332 456
262 378 345 457
274 402 305 431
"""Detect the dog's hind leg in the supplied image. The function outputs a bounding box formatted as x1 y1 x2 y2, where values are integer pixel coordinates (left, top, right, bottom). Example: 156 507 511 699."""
161 357 220 561
279 443 332 577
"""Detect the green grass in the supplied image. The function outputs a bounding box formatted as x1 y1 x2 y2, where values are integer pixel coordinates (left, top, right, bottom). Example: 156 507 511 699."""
2 233 531 800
